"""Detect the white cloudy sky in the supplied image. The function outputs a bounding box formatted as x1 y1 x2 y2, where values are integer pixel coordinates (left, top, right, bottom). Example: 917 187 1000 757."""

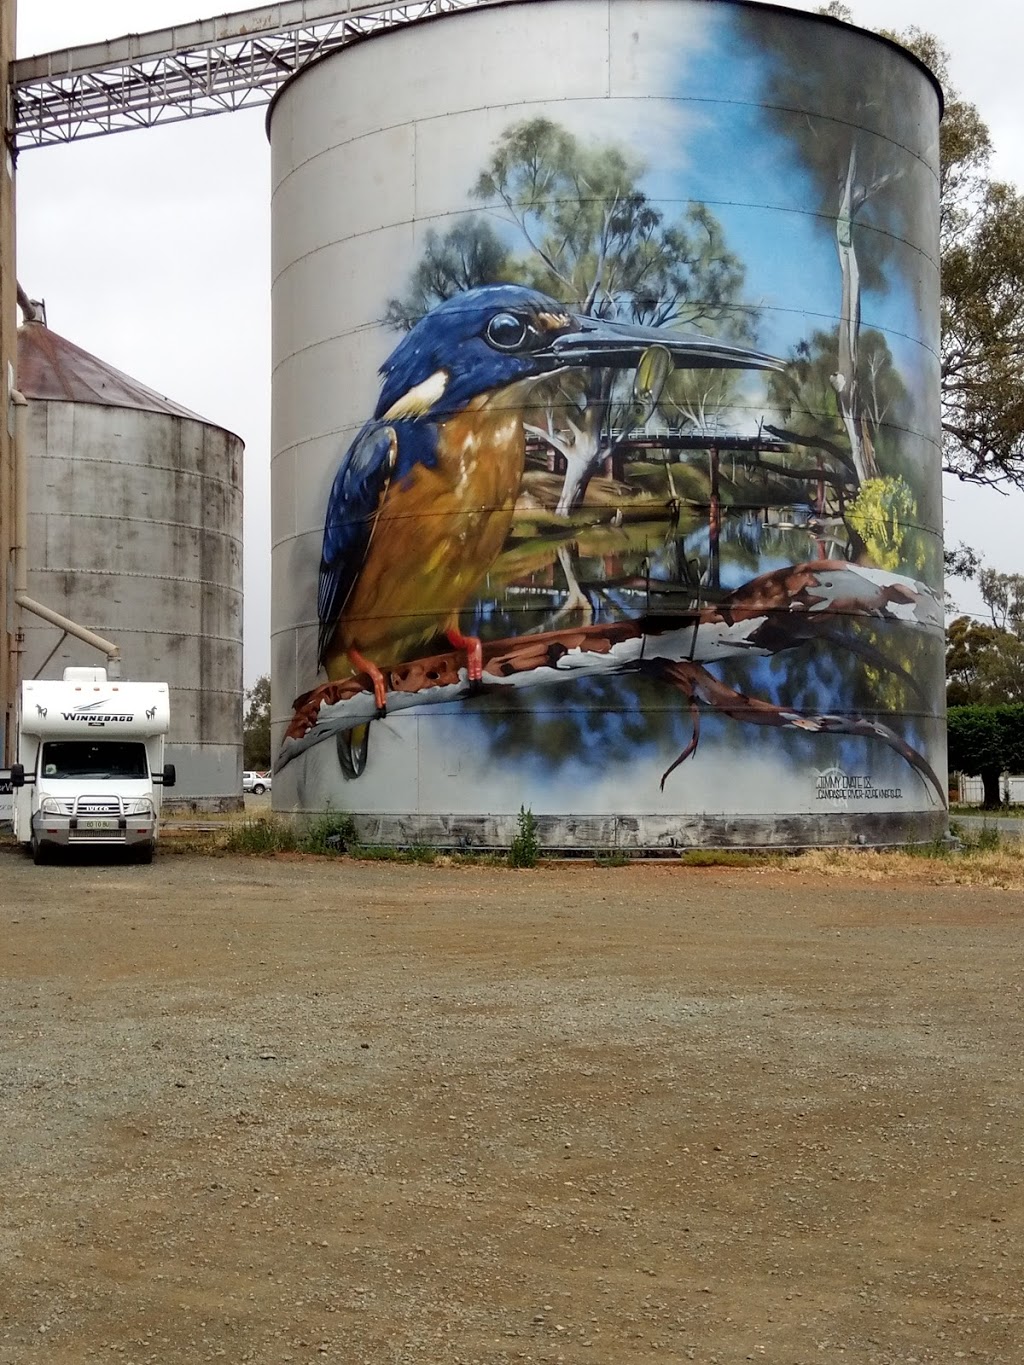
15 0 1024 683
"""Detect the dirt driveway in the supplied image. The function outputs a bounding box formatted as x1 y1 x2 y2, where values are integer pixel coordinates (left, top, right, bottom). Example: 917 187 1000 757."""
1 847 1022 1364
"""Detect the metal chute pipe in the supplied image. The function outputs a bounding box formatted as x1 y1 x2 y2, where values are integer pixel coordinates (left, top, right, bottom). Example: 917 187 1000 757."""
10 389 122 679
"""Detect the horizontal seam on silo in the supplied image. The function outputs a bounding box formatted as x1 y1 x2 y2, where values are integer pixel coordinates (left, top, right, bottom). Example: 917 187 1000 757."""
35 515 243 541
269 411 944 469
280 507 945 549
270 94 938 207
269 198 940 296
57 631 244 647
269 298 941 374
30 398 243 441
31 567 244 590
29 454 242 492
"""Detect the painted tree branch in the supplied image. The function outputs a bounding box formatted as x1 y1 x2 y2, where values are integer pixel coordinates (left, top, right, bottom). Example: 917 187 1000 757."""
762 424 858 479
656 659 944 804
278 561 943 787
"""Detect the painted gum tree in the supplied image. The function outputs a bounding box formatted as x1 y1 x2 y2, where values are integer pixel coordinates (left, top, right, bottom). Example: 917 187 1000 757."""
739 8 939 504
388 118 755 515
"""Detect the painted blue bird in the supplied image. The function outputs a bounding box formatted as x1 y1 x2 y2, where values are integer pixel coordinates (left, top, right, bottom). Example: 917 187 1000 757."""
318 284 780 776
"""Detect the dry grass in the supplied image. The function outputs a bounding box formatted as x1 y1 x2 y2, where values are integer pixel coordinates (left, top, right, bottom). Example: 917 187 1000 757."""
795 839 1024 890
112 811 1024 889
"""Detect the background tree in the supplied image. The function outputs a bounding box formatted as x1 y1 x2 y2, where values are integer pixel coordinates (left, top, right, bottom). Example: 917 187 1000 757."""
823 6 1024 490
946 617 1024 706
977 567 1024 633
945 570 1024 707
243 675 271 770
894 31 1024 489
947 705 1024 808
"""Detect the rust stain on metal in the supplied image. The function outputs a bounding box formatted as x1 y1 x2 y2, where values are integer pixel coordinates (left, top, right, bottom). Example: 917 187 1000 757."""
18 322 212 422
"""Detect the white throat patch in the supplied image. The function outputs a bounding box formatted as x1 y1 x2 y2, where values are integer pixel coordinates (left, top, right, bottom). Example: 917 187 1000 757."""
382 369 449 421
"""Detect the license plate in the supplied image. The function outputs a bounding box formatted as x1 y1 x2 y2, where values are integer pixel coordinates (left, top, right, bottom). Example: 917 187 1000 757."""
80 818 118 830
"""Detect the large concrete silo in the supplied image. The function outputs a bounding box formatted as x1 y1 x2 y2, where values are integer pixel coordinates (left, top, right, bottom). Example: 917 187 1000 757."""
17 320 244 808
268 0 946 849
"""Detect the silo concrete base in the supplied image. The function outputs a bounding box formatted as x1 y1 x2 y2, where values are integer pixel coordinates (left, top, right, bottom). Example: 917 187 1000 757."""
298 809 949 853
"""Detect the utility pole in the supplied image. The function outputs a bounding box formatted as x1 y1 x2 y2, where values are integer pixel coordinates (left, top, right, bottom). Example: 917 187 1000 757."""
1 0 16 765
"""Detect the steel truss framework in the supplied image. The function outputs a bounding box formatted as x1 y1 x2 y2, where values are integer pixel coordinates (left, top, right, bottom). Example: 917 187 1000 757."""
11 0 504 149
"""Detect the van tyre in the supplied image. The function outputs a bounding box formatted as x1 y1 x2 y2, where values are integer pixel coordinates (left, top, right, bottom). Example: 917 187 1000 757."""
252 782 266 795
31 837 50 866
133 842 155 866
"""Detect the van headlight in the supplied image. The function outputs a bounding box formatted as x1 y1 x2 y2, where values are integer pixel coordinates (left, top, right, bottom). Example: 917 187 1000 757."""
122 797 154 817
39 798 65 816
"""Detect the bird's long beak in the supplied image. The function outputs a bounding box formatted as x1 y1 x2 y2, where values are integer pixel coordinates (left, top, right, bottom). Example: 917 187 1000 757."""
538 315 784 373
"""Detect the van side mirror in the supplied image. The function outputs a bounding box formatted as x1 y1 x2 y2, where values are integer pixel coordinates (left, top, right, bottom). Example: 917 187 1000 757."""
10 763 25 789
162 763 176 789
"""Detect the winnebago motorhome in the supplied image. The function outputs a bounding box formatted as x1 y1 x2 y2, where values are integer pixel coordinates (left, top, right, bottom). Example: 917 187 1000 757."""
9 667 175 864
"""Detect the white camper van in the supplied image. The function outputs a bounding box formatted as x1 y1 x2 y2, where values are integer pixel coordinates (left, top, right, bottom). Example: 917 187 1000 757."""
9 667 175 864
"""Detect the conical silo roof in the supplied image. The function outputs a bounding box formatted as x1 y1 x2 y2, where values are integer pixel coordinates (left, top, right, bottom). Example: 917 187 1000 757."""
17 321 208 422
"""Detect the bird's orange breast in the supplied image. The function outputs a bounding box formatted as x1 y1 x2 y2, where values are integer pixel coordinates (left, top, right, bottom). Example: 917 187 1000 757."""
328 393 526 674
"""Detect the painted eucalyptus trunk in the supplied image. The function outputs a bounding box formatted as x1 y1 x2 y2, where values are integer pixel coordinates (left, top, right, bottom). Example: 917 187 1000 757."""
835 145 878 486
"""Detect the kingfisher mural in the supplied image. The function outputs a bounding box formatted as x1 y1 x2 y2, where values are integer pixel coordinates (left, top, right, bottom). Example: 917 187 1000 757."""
313 284 782 778
275 2 946 826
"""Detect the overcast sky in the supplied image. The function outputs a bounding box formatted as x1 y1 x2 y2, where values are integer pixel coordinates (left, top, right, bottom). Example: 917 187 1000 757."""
15 0 1024 684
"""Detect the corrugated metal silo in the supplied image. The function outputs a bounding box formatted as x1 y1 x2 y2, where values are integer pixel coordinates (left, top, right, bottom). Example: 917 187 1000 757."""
268 0 946 849
18 320 244 808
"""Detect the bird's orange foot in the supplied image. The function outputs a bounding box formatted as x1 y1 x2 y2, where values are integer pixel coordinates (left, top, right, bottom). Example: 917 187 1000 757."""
348 647 389 718
445 626 484 693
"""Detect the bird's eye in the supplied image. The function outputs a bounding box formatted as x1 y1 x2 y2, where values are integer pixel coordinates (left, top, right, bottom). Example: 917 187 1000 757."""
485 311 531 351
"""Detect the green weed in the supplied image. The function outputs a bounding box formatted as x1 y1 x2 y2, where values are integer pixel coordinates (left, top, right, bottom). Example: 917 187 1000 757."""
224 817 297 855
300 812 358 855
679 849 770 868
596 851 632 868
508 806 540 868
355 843 437 864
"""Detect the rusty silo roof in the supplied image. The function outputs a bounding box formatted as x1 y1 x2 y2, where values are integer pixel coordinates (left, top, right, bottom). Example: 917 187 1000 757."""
17 321 208 422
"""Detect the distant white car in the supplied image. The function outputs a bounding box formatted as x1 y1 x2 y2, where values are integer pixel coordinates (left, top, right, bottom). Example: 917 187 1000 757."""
243 770 272 795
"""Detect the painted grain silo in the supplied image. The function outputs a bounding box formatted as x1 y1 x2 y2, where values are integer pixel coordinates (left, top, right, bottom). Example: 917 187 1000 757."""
268 0 946 849
18 319 244 808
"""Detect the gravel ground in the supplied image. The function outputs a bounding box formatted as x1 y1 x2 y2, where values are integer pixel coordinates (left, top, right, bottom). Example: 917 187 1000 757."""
1 846 1022 1364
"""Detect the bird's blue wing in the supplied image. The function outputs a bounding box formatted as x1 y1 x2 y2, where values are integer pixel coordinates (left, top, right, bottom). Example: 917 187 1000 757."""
317 422 398 668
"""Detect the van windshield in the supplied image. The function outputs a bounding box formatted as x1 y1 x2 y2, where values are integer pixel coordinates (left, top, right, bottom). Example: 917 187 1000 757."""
40 741 149 780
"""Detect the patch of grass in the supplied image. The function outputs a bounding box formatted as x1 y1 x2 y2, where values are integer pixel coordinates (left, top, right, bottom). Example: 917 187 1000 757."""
445 850 504 868
160 830 227 856
300 812 358 855
949 804 1024 818
596 851 632 868
975 826 1002 853
355 843 438 864
224 817 298 855
796 838 1024 889
680 849 777 868
953 822 1002 854
900 836 955 861
508 806 540 868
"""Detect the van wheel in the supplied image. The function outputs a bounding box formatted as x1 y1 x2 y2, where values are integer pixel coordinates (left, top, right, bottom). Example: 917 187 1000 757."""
252 782 266 795
133 842 155 866
32 837 50 866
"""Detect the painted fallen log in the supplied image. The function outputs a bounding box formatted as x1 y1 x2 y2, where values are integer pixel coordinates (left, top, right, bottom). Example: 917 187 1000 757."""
277 559 944 799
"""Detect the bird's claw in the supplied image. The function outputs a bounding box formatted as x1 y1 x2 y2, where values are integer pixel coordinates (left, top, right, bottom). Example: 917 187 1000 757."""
375 704 388 720
466 678 485 698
